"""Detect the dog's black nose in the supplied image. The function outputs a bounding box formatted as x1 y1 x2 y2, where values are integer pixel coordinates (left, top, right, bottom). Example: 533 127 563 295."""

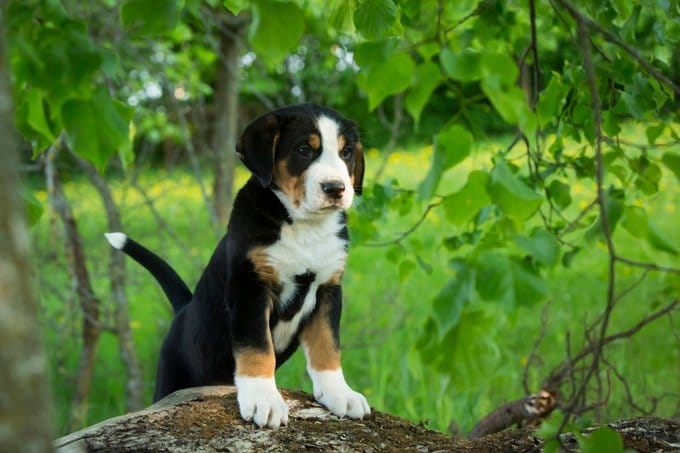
321 181 345 199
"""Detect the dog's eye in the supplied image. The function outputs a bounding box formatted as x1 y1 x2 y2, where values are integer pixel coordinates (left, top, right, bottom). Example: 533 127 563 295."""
297 145 313 157
341 146 353 160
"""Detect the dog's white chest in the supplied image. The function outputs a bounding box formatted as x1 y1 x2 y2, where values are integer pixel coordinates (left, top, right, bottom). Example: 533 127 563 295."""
264 212 347 353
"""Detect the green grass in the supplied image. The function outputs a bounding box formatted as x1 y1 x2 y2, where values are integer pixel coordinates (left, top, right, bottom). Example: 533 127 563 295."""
34 135 679 436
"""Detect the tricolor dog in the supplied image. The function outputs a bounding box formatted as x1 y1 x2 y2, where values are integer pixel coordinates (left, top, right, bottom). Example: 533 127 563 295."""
106 103 369 428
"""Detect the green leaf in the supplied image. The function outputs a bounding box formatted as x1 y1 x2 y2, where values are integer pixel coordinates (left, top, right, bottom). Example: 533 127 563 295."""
547 180 572 209
514 228 560 267
661 153 680 181
602 110 622 137
475 252 513 304
330 0 358 34
487 158 542 219
621 205 648 238
537 73 567 124
634 161 661 195
353 0 400 39
475 252 548 307
440 48 482 82
482 81 537 135
405 62 442 126
121 0 179 35
562 247 580 267
536 411 567 453
431 267 473 339
579 427 624 453
480 52 518 89
354 38 399 67
511 258 549 305
429 305 500 385
223 0 248 14
101 49 123 82
646 221 679 255
62 91 133 172
249 0 304 69
356 52 414 110
442 171 490 225
398 259 416 282
646 124 665 144
585 188 624 242
624 205 679 255
418 124 473 199
26 89 55 150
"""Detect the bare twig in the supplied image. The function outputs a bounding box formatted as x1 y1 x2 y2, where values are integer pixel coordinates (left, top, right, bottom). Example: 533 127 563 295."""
605 136 680 149
523 301 551 395
528 0 540 110
362 199 444 247
615 257 680 275
166 78 221 232
545 299 680 391
549 12 618 431
558 199 598 238
603 356 656 415
129 180 203 271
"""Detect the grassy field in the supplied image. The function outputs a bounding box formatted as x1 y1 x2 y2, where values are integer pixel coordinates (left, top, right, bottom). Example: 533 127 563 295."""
33 135 680 436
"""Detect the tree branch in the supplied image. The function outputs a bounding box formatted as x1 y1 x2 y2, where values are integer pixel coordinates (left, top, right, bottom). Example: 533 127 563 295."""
615 257 680 275
362 199 444 248
556 0 680 97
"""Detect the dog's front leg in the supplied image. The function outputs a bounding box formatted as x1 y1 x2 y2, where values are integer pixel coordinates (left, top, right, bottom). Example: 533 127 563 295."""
299 284 370 419
231 287 288 428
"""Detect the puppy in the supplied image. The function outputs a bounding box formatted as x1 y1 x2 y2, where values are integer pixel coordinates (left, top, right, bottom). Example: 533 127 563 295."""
106 103 369 428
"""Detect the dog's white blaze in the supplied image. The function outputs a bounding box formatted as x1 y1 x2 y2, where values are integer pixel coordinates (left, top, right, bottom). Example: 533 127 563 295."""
301 115 355 213
265 211 347 353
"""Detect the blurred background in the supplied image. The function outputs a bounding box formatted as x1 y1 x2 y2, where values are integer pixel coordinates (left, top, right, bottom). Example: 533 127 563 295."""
2 0 679 439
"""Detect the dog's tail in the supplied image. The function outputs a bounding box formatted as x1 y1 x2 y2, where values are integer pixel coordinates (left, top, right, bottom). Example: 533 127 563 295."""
105 232 192 314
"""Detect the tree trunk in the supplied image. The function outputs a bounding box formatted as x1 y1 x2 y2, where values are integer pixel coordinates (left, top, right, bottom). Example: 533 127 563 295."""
55 386 680 453
73 152 144 413
0 12 54 451
211 12 247 226
45 140 102 432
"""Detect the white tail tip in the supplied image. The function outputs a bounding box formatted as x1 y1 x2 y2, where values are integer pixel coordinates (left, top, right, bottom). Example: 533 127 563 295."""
105 232 127 250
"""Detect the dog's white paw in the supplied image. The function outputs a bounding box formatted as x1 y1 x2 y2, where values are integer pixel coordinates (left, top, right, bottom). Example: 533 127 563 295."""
309 368 371 419
235 376 289 428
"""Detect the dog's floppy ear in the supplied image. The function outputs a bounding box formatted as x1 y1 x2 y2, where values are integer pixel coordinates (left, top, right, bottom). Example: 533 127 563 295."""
353 142 365 196
236 113 280 187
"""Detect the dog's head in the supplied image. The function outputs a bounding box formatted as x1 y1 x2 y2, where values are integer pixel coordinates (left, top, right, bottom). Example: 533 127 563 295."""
236 104 365 219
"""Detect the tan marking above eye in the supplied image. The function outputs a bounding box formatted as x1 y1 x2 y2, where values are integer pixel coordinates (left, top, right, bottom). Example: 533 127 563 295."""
338 135 346 152
309 133 321 150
